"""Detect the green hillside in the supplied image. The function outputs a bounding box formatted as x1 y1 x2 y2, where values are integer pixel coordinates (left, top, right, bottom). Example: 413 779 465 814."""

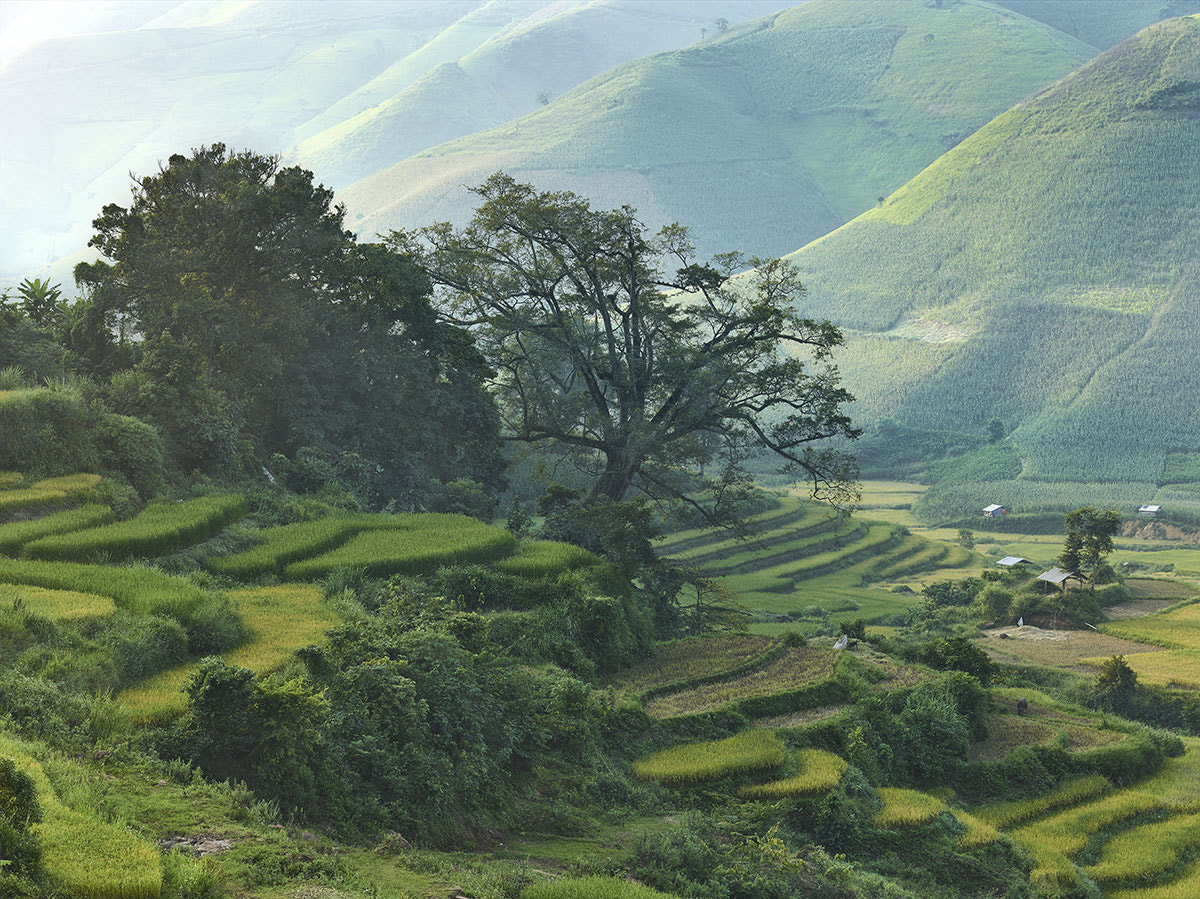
785 14 1200 494
294 0 787 186
994 0 1200 50
342 0 1095 259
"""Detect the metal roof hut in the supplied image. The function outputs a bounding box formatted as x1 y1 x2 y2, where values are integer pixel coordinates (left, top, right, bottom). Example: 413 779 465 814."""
983 503 1006 518
1036 567 1084 594
1138 504 1161 517
997 556 1032 568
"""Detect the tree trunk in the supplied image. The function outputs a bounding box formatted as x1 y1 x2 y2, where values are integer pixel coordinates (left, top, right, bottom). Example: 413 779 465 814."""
588 448 639 503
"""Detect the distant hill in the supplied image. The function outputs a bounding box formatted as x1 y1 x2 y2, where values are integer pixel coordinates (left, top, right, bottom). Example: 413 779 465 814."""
0 0 780 281
785 15 1200 489
993 0 1200 50
341 0 1095 259
292 0 787 187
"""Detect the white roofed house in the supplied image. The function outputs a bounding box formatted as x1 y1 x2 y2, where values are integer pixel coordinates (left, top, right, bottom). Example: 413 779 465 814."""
1138 504 1161 517
997 556 1031 568
983 503 1006 518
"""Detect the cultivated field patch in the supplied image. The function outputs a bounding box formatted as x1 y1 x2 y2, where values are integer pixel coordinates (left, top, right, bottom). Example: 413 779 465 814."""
644 646 837 719
632 730 785 785
739 748 847 799
605 634 775 696
0 582 115 621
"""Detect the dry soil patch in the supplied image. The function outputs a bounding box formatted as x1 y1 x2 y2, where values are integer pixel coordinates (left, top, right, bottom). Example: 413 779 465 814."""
982 625 1161 673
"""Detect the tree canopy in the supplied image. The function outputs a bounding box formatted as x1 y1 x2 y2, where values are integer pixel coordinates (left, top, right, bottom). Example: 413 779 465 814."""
388 173 859 519
1059 506 1120 587
70 145 502 504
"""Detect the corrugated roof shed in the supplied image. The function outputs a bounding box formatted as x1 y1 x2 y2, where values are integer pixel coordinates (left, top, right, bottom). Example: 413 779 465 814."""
1036 567 1077 585
983 503 1004 513
998 556 1031 567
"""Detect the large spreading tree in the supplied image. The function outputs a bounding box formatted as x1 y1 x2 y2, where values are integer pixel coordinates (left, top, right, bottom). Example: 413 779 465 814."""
72 145 502 501
388 173 859 519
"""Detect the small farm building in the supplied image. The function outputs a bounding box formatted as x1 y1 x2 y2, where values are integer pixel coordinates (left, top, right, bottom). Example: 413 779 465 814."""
1138 504 1161 517
983 503 1006 518
997 556 1031 568
1036 567 1084 593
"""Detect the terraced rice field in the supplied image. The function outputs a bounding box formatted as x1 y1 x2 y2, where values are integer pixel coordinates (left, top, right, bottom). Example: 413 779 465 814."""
0 582 115 620
967 739 1200 895
875 787 946 827
0 732 162 897
118 584 339 722
1081 649 1200 690
604 634 775 696
22 493 246 562
738 748 847 799
0 473 102 513
494 539 600 578
632 730 785 785
643 645 836 718
0 503 115 555
1102 600 1200 649
654 488 979 637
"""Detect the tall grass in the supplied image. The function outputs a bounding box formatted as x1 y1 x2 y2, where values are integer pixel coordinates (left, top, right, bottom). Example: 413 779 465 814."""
951 810 1000 847
739 748 847 799
0 504 115 555
24 494 246 562
632 730 785 785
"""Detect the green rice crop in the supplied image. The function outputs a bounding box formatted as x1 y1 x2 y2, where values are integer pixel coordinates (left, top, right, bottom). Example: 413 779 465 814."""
494 540 599 578
1085 811 1200 884
1132 740 1200 811
952 810 1000 847
605 634 775 695
975 775 1110 828
1012 790 1160 859
284 513 516 579
0 503 115 555
0 473 101 513
1102 601 1200 650
1082 650 1200 691
875 788 946 827
205 513 404 578
739 748 847 799
632 730 786 785
23 493 246 562
0 583 115 620
1108 856 1200 899
0 733 161 898
0 557 210 621
0 471 22 487
119 584 338 722
644 646 837 719
521 876 679 899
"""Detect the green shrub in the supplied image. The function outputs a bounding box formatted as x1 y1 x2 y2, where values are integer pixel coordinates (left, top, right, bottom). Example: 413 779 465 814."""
0 755 42 879
0 389 98 477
